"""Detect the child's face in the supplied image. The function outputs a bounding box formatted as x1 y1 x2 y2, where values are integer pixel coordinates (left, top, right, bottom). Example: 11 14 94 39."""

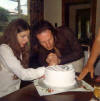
17 30 30 48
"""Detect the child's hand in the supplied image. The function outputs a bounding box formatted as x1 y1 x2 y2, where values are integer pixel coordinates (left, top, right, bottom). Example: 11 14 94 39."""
39 75 45 79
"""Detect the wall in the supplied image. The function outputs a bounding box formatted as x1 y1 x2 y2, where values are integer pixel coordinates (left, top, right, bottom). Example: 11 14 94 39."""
95 0 100 34
69 4 90 32
44 0 62 27
44 0 99 35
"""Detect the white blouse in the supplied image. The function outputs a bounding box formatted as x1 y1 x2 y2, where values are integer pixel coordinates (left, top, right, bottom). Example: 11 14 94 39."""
0 44 45 97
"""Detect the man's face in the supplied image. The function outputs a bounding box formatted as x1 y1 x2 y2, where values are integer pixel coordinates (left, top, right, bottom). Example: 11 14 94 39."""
36 29 54 50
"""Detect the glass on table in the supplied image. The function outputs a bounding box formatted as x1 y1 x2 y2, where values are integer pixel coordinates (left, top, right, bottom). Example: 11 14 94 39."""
93 76 100 100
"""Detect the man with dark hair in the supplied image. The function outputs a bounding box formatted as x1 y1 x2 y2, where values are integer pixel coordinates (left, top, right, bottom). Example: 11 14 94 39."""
30 20 84 72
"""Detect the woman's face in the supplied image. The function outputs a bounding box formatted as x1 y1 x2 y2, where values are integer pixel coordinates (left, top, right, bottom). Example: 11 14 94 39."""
17 30 30 48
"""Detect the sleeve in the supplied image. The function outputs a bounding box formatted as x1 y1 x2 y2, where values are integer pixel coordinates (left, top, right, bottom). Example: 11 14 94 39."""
60 27 84 64
0 44 45 81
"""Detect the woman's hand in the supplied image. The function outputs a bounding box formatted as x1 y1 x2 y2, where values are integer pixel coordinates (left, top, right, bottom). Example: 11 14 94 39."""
88 64 94 79
77 64 94 80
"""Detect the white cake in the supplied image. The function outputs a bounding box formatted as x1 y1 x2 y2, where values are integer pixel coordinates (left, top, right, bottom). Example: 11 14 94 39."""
43 64 76 88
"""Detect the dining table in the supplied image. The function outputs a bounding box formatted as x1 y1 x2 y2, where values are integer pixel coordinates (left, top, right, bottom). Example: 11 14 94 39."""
0 74 97 101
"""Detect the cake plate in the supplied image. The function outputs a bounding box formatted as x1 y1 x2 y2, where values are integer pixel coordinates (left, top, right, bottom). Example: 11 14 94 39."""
38 78 81 91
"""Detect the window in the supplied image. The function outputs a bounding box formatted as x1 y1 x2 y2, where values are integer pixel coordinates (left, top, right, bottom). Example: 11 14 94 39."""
0 0 29 36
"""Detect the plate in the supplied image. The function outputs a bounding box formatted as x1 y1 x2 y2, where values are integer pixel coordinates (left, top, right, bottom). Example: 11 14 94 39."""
38 78 81 90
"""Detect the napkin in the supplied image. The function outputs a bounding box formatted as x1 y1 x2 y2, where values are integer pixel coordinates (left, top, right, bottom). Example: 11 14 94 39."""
34 79 94 96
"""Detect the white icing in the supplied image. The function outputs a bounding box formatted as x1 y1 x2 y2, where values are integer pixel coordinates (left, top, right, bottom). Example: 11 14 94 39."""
43 65 76 88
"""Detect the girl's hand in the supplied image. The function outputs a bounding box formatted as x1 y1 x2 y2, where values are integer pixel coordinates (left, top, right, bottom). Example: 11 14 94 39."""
13 75 19 80
39 75 45 79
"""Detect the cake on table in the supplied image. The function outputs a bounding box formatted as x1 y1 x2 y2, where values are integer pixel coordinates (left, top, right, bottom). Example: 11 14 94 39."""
43 64 77 89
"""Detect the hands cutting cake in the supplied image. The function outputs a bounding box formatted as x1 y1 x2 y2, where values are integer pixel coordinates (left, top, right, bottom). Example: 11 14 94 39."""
46 53 61 66
77 63 94 81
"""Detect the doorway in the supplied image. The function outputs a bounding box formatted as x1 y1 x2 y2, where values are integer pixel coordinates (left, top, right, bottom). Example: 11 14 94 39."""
76 8 91 44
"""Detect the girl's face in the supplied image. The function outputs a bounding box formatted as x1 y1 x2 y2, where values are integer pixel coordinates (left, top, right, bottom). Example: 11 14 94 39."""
17 30 30 48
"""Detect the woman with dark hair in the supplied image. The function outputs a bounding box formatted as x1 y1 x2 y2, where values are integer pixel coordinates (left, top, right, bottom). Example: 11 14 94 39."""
30 20 83 71
0 19 45 97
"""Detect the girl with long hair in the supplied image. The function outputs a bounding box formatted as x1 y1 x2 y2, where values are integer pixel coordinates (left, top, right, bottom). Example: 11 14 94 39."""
0 19 45 97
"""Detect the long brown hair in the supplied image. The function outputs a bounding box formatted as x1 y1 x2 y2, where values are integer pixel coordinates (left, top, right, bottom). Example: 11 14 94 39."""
0 19 30 68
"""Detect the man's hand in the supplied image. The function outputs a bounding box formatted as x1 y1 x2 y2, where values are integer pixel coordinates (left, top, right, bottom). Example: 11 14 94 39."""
46 53 60 66
77 64 94 80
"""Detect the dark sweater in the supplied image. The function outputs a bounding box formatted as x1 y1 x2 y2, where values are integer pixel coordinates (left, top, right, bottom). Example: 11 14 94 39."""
29 26 83 68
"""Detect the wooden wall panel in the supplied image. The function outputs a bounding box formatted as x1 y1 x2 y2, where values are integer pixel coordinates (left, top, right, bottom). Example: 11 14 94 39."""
62 0 91 25
29 0 44 26
62 0 97 45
